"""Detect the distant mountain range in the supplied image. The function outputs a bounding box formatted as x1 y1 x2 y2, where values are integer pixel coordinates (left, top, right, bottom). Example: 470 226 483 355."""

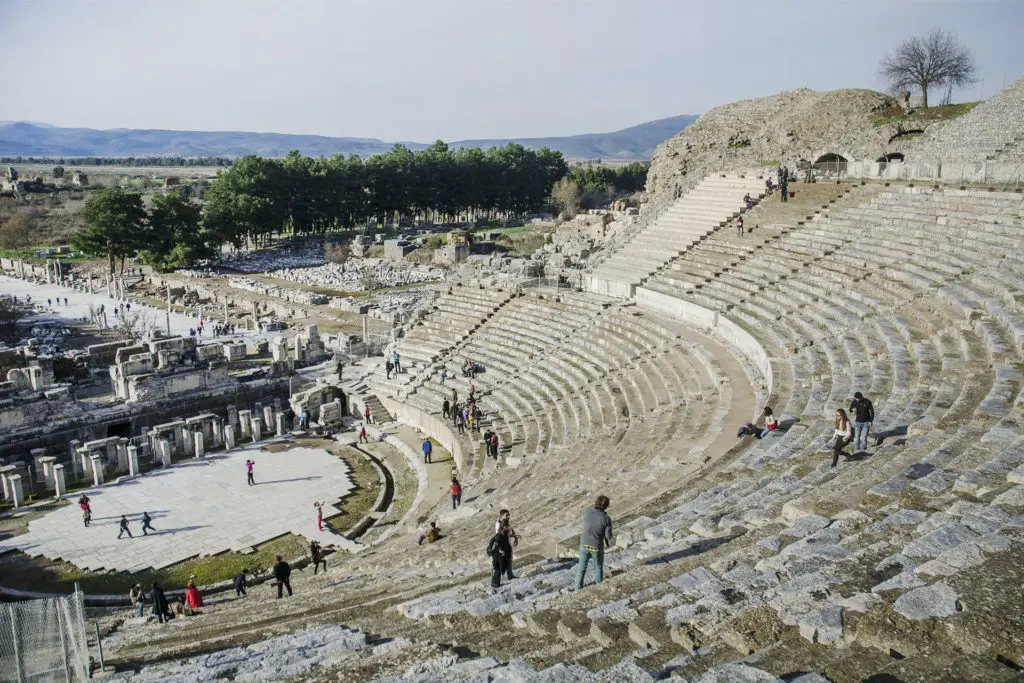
0 114 698 161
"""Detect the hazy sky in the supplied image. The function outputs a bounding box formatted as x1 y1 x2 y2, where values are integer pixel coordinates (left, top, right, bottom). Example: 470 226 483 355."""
3 0 1023 141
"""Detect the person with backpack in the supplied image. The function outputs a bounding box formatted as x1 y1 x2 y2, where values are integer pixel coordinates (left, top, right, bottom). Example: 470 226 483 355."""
140 511 156 535
273 555 293 598
495 509 519 579
422 438 433 464
487 523 513 589
576 495 613 589
450 477 462 509
849 391 874 453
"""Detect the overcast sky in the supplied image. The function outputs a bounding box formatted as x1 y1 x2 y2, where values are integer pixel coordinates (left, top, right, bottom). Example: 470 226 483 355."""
2 0 1022 141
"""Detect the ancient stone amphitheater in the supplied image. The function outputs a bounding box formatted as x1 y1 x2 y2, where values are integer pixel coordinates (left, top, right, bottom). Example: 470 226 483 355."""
104 81 1024 682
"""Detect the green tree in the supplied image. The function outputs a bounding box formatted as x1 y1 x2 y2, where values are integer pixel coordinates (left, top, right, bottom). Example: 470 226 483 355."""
52 166 65 179
141 189 207 270
74 188 147 275
551 177 582 218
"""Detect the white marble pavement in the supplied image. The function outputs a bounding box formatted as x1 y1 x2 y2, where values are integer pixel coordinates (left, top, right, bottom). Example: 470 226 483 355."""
0 443 358 573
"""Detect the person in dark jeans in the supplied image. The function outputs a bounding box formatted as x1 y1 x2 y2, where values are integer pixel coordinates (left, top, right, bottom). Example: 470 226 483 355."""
487 524 512 589
831 408 854 467
118 514 133 539
233 572 248 597
273 555 293 598
141 511 155 535
310 541 327 575
849 392 874 453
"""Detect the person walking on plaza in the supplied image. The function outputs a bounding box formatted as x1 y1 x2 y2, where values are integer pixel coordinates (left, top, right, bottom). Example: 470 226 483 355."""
130 583 146 617
141 511 156 535
849 391 874 453
151 582 171 623
246 459 255 486
79 494 92 527
450 477 462 509
487 523 513 589
118 514 133 539
422 437 433 464
359 424 369 444
576 495 613 589
495 509 519 579
831 408 854 467
310 540 327 574
314 501 325 531
273 555 293 598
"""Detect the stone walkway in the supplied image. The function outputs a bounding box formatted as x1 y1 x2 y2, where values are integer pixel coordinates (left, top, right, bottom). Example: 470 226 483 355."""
0 442 356 573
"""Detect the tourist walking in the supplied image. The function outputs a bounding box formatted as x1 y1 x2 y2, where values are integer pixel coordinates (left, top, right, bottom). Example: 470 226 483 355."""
849 391 874 453
310 540 327 574
831 408 854 467
422 437 433 464
151 582 171 623
117 514 133 539
79 494 92 527
486 523 513 589
141 511 156 535
455 412 465 435
233 572 248 597
246 459 255 486
450 477 462 509
273 555 293 598
314 501 325 531
490 432 498 458
576 495 612 589
442 398 450 419
130 583 146 617
359 424 369 444
364 405 372 424
483 429 492 457
495 509 519 579
737 215 744 237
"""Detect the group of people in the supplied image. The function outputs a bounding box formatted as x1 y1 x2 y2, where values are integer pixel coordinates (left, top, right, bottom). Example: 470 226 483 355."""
441 388 483 436
481 429 500 458
129 579 203 622
737 392 875 468
78 495 157 538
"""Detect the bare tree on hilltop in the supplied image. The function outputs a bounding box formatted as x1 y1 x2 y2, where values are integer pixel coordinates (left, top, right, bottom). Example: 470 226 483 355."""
879 29 977 108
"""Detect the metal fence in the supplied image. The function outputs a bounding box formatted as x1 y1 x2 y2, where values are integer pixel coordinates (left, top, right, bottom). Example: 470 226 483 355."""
0 589 90 683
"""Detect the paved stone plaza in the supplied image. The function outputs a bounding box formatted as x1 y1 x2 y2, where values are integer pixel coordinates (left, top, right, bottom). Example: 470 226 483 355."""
0 443 357 573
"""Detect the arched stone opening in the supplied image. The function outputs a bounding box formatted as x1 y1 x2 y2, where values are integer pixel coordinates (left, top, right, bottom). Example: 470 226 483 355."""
813 153 848 175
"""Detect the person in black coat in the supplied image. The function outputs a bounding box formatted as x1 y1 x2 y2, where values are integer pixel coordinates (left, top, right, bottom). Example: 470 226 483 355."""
151 581 171 623
486 525 513 589
273 555 293 598
233 572 247 597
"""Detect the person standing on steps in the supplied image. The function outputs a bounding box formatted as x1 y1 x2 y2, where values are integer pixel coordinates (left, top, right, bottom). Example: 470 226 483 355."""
385 359 393 380
151 581 171 623
737 215 744 237
422 437 433 463
442 398 451 420
455 412 465 435
246 459 255 486
831 408 854 467
233 571 248 597
495 510 519 579
849 391 874 453
392 351 401 374
450 477 462 509
117 514 133 539
364 405 373 424
487 523 513 589
490 432 499 459
141 511 155 535
576 495 612 589
310 540 327 574
273 555 293 598
130 583 146 617
483 429 492 458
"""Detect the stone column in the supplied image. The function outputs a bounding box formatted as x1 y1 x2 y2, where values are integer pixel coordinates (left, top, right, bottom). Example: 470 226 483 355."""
254 402 263 426
251 415 262 442
30 448 46 486
78 450 92 478
90 455 105 486
263 405 274 431
39 456 57 489
116 440 129 473
276 412 287 437
239 410 251 439
0 470 10 500
53 464 66 498
8 474 24 508
224 424 236 451
127 446 140 476
158 439 173 467
182 428 194 457
227 405 239 432
193 431 205 458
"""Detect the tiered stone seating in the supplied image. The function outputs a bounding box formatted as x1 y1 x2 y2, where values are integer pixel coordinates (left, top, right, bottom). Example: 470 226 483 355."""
910 75 1024 162
588 173 767 298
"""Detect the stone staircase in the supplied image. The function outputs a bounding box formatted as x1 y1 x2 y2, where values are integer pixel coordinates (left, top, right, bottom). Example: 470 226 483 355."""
588 172 768 298
910 75 1024 163
362 394 392 424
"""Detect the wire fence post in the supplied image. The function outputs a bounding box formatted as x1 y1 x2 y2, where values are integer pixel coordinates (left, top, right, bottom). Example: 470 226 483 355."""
8 604 25 683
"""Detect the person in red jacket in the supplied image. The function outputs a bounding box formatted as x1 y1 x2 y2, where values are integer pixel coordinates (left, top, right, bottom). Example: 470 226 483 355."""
184 580 204 614
450 477 462 509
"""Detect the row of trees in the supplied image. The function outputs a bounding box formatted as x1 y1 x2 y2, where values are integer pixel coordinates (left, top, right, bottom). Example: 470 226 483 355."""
550 162 649 217
73 142 582 273
202 142 569 247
